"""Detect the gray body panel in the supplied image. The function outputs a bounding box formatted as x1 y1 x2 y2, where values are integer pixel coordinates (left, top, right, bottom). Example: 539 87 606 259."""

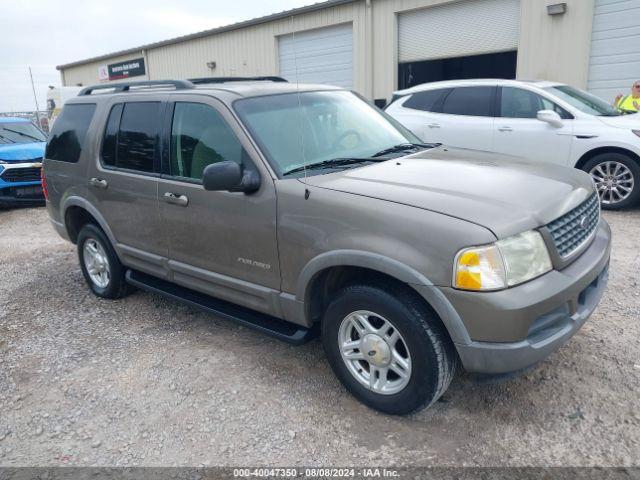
43 82 612 375
302 147 595 239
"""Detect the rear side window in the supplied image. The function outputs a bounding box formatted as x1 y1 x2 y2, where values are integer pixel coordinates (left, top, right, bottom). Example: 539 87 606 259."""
441 87 495 117
100 102 161 173
117 102 160 172
402 89 449 112
45 104 96 162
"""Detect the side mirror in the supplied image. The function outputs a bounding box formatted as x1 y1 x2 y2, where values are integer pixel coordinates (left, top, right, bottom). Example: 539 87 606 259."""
537 110 564 128
202 161 260 194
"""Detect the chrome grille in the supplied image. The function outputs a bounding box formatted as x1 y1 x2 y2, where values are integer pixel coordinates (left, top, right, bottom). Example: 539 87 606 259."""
546 193 600 259
0 167 42 183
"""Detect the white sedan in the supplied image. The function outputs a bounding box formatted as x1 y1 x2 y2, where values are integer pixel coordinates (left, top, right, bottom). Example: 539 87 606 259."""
385 79 640 209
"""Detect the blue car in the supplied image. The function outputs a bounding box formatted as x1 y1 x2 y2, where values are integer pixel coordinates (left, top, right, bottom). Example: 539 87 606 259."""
0 117 47 207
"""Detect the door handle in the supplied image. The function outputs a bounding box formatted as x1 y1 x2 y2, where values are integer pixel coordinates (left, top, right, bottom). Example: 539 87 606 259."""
89 177 108 189
163 192 189 207
498 127 513 132
427 123 441 129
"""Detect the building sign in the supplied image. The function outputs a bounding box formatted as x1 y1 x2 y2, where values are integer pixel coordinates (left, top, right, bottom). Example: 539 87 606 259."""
98 58 146 82
98 65 109 81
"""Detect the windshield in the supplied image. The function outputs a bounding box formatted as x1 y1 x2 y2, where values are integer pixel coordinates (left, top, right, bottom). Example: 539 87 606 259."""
234 91 422 177
544 85 623 116
0 121 47 144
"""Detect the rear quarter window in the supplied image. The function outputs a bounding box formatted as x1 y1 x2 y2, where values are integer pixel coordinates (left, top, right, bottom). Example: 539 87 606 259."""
45 103 96 162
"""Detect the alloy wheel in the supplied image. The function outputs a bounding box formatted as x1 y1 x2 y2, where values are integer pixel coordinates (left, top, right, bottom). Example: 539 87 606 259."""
338 310 412 395
83 238 111 289
590 160 635 205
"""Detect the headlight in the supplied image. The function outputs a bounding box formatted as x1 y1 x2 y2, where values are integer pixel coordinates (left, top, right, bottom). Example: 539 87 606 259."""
633 130 640 138
454 230 552 291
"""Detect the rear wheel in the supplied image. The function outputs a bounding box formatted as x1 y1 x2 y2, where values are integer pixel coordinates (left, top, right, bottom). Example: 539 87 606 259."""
584 153 640 209
77 223 131 299
322 284 457 415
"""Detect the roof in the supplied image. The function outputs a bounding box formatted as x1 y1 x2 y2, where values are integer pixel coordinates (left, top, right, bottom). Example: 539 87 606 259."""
0 117 30 123
193 81 343 98
394 78 565 95
71 79 344 102
56 0 356 70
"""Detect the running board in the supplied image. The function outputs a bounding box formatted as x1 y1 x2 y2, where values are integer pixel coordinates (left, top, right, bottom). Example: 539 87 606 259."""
125 270 317 345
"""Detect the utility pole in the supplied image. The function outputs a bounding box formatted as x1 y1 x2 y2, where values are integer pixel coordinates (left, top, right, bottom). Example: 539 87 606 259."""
29 66 41 128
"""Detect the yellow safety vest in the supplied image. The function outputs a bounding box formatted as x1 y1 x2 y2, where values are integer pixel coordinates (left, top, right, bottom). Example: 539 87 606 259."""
616 95 639 112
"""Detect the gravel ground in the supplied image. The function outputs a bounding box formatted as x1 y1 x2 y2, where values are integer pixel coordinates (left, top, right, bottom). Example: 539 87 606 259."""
0 206 638 467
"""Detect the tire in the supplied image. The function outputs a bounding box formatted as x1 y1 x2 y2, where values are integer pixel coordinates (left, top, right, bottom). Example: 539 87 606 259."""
77 223 131 299
322 284 457 415
583 153 640 210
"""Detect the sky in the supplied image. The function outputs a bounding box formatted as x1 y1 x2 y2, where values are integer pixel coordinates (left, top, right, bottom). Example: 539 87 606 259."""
0 0 318 112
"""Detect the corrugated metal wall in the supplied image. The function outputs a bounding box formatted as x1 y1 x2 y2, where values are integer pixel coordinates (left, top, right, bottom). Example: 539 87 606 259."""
517 0 595 90
61 2 366 93
60 0 597 103
587 0 640 102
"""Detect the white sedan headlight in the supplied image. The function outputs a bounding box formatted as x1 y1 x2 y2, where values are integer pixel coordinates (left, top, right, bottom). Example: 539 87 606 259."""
454 230 552 291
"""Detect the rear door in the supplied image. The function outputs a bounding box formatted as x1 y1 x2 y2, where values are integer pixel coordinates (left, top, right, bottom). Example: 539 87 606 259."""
492 86 574 165
87 97 170 279
387 88 451 142
157 95 281 315
425 86 497 151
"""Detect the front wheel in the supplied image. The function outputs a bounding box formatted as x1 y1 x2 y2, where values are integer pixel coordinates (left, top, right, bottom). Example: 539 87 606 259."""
322 284 457 415
584 153 640 210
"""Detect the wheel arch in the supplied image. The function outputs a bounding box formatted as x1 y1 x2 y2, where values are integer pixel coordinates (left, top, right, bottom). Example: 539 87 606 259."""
575 146 640 170
62 196 117 246
297 251 471 345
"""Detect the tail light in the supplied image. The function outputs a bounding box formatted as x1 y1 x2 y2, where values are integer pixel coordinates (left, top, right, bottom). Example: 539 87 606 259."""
41 167 49 201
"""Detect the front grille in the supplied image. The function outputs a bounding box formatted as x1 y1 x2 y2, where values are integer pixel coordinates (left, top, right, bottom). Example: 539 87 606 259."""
546 193 600 259
0 167 42 183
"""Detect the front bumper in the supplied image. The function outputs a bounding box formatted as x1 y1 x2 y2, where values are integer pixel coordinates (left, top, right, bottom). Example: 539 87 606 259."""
0 162 44 206
442 219 611 374
0 184 45 206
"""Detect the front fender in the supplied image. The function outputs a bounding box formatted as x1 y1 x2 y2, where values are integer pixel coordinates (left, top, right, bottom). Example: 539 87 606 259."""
295 250 472 345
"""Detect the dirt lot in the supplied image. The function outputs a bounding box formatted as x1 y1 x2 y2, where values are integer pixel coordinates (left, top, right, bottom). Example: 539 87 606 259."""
0 206 638 467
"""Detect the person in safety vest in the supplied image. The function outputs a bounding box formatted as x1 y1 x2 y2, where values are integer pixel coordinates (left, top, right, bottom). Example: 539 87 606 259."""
614 81 640 113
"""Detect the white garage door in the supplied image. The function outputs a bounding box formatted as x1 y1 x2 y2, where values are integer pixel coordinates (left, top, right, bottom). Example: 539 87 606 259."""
587 0 640 103
278 23 353 88
398 0 521 63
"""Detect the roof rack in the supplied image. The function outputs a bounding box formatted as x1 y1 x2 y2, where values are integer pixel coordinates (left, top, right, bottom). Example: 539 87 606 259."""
78 80 195 96
188 76 288 85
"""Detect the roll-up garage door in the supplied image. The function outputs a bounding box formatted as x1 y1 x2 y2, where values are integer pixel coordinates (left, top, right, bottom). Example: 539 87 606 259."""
587 0 640 103
398 0 521 63
278 23 353 88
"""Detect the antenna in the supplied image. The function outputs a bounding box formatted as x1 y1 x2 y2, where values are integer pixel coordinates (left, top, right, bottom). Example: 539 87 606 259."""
291 15 308 186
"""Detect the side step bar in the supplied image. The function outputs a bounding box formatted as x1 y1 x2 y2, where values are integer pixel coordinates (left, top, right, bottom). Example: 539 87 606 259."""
125 270 317 345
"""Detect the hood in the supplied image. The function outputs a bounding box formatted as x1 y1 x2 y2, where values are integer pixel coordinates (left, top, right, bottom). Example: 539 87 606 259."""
596 112 640 129
0 142 46 162
302 147 595 239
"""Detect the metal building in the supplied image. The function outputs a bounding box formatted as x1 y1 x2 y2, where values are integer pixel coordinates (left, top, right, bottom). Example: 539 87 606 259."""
57 0 640 105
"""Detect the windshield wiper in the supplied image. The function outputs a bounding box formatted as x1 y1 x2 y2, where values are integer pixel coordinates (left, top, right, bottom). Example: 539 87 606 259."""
283 157 382 176
371 142 440 158
0 133 16 144
2 128 42 142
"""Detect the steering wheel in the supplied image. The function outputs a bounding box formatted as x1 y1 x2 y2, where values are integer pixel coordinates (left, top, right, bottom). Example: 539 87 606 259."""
331 130 362 150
